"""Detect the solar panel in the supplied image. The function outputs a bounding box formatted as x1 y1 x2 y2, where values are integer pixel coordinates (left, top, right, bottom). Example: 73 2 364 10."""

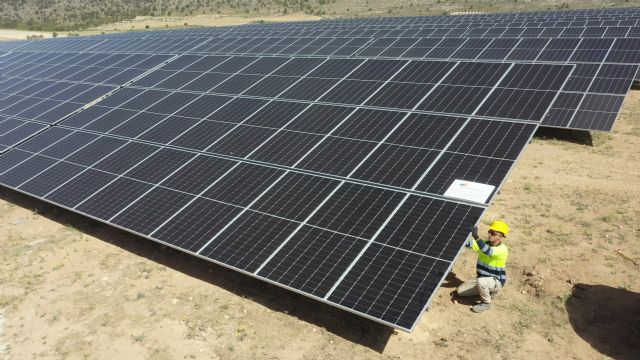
0 52 174 152
0 51 171 84
0 116 48 154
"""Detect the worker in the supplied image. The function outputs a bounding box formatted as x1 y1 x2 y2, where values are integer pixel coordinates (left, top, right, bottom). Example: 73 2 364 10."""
456 220 509 313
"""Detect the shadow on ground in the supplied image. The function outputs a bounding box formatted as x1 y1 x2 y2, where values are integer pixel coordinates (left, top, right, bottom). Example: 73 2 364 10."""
0 188 394 353
565 283 640 360
441 271 464 289
534 127 593 146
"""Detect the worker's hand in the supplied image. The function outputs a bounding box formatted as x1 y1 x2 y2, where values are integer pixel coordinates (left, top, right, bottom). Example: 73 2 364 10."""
471 226 479 240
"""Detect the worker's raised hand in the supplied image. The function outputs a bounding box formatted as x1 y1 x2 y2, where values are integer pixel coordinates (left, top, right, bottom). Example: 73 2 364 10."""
471 225 479 240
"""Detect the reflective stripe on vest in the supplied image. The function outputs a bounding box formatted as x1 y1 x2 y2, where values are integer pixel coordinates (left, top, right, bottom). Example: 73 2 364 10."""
466 238 508 285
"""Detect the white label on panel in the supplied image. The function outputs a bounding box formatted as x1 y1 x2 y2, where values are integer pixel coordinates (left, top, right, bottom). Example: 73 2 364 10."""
443 179 495 203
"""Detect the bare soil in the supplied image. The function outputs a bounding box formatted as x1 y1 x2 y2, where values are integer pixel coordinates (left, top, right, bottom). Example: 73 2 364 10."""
91 13 322 32
1 92 639 359
0 13 321 40
0 30 55 41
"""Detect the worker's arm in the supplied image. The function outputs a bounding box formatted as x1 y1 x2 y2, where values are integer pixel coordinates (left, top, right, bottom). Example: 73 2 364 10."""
465 238 494 256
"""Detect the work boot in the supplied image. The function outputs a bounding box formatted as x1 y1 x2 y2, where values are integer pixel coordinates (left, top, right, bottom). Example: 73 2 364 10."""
471 303 491 313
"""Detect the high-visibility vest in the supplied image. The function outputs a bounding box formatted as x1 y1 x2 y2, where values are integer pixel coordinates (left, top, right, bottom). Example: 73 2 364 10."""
466 239 508 285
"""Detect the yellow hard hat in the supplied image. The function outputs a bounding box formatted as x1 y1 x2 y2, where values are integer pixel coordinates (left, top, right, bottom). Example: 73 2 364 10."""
489 220 509 236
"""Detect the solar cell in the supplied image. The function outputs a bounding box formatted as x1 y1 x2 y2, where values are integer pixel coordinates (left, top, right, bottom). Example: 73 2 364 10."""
248 130 324 166
75 177 154 220
200 210 300 273
18 161 85 196
326 242 451 330
152 197 244 251
111 187 195 235
259 225 368 297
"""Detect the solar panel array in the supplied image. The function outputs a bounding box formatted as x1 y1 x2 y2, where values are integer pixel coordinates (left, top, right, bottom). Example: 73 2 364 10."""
178 15 640 132
0 7 638 331
2 11 639 131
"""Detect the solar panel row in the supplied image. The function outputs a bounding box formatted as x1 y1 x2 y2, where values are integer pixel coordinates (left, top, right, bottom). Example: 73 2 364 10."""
2 19 638 131
2 48 633 132
50 59 570 200
4 6 640 54
0 128 482 328
0 54 573 330
212 25 640 40
5 37 639 63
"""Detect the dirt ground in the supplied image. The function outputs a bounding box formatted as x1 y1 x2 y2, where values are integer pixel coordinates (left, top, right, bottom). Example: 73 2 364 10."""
0 13 321 40
0 30 56 41
1 89 639 358
91 13 321 32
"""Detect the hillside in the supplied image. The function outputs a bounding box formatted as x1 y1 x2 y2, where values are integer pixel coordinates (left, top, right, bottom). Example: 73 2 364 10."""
1 0 639 31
